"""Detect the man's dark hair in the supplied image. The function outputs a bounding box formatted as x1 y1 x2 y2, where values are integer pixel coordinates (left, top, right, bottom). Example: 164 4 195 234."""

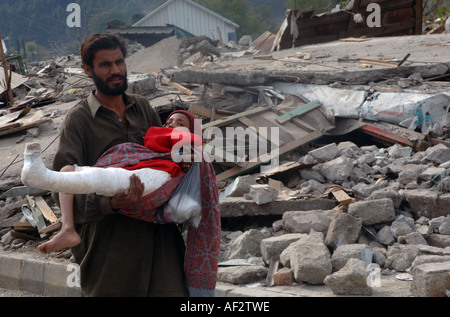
81 33 127 67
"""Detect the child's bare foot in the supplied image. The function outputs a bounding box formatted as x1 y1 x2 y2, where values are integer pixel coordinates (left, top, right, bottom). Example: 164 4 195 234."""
38 228 81 253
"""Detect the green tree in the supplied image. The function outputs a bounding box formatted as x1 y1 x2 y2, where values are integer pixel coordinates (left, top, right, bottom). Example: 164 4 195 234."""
194 0 275 39
284 0 339 13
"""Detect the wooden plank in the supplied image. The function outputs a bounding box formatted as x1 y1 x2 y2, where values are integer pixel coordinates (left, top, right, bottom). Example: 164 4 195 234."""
0 118 52 137
359 124 414 147
331 189 355 205
189 104 227 120
202 106 271 130
152 72 193 96
216 129 324 182
34 196 58 224
276 101 322 124
13 221 36 232
39 221 62 235
26 195 48 238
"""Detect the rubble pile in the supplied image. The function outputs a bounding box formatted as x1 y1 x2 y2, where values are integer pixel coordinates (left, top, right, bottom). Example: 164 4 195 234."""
218 140 450 296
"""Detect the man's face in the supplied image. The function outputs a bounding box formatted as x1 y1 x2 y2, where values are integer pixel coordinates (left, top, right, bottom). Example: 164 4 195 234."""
84 48 128 96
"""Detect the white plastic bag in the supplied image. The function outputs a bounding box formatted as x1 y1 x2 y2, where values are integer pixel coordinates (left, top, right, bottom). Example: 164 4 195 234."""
163 162 202 227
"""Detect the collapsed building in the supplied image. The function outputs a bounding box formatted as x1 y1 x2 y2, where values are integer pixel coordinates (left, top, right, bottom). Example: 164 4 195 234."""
1 4 450 297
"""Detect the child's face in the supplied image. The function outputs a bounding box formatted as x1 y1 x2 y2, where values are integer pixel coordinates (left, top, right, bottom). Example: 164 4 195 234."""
164 113 191 131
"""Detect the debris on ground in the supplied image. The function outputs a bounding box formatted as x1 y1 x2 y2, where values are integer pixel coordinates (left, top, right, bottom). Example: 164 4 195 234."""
1 24 450 297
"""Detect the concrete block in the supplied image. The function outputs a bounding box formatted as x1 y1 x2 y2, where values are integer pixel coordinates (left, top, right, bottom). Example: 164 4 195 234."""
411 261 450 297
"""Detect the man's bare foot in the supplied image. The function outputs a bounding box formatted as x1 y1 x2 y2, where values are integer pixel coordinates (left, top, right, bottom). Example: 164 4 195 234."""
38 229 81 253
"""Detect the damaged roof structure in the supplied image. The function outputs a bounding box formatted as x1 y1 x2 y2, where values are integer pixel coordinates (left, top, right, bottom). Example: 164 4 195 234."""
1 0 450 297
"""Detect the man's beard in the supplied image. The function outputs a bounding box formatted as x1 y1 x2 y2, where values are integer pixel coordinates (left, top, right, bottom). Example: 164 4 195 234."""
91 71 128 96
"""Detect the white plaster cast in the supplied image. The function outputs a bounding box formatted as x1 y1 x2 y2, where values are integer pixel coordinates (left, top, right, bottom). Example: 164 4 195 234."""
21 142 171 197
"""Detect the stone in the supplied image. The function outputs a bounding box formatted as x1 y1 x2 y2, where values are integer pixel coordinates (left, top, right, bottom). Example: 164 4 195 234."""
422 143 450 165
219 175 257 198
377 225 396 246
309 143 340 162
405 232 428 245
390 215 415 239
439 222 450 235
325 212 362 250
244 184 279 205
315 156 354 183
282 209 338 235
227 229 266 260
410 261 450 297
299 169 326 183
348 198 396 225
260 233 307 265
331 244 372 272
217 266 268 285
366 184 404 208
405 189 450 219
289 234 332 285
385 244 420 272
426 234 450 248
324 258 372 296
397 164 427 185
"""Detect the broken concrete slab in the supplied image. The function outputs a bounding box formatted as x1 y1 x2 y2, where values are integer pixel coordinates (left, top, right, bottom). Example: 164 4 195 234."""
347 198 396 226
289 234 332 285
260 233 307 265
325 212 363 250
218 197 336 218
404 189 450 219
217 265 268 285
324 258 372 296
410 261 450 297
282 209 338 235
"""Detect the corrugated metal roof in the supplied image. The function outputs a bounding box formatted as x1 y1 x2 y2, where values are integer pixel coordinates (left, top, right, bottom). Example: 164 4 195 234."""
134 0 239 28
0 67 28 94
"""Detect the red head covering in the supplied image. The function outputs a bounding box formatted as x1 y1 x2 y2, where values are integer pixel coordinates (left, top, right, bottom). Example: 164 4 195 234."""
166 110 202 135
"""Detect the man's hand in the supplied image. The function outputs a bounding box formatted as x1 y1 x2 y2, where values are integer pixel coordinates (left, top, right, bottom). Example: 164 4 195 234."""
111 174 144 210
179 153 195 172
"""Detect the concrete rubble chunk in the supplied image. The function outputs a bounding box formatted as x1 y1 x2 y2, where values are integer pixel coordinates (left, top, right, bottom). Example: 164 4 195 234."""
385 244 421 272
282 209 338 235
314 156 354 183
227 229 266 260
348 198 396 225
366 184 404 208
260 233 307 265
405 190 450 219
324 258 372 296
397 164 427 185
422 143 450 165
325 212 363 250
331 244 372 272
410 261 450 297
244 184 279 205
309 143 340 162
219 175 257 198
377 225 396 246
289 234 332 285
390 215 415 239
217 265 268 285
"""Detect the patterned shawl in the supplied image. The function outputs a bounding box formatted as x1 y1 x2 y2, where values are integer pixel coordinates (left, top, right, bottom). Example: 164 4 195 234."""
93 127 221 296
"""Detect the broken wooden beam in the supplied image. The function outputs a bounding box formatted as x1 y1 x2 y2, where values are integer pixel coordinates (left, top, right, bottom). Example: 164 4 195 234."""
359 124 415 148
276 100 322 124
152 72 193 96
